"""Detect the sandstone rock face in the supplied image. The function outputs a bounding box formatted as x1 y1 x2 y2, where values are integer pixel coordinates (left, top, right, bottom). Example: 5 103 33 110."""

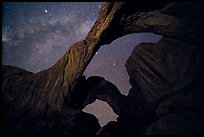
126 37 201 105
123 2 202 135
3 65 101 135
95 2 202 135
124 38 202 135
2 2 202 135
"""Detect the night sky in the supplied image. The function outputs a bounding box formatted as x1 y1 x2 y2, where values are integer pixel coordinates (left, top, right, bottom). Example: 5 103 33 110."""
2 2 162 126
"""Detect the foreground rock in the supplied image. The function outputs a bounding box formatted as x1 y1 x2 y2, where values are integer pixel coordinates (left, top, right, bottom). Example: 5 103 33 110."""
124 37 202 135
2 2 202 135
3 65 101 135
95 2 202 135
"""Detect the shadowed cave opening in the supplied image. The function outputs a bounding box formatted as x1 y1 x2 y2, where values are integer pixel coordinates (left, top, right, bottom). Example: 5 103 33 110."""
83 32 162 126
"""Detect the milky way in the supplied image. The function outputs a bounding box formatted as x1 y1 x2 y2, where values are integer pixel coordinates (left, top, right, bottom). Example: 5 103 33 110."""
2 2 162 126
2 2 100 72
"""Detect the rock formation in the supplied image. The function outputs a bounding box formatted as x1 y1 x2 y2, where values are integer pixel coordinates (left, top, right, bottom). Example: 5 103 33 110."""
2 2 202 135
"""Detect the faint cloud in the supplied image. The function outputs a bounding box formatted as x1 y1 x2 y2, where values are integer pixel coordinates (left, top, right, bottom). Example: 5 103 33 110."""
79 20 95 35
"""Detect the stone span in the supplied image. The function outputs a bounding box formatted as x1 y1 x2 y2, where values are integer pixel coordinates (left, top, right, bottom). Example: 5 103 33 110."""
2 2 202 135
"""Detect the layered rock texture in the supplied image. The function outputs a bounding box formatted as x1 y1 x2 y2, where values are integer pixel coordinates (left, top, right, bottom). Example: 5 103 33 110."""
2 2 202 135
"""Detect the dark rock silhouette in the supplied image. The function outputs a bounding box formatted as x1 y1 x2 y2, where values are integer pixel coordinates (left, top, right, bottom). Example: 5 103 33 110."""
96 121 121 135
83 78 126 115
2 2 202 135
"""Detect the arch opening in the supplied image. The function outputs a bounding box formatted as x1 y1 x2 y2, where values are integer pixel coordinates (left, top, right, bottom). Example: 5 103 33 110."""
2 2 164 130
84 32 162 95
83 32 162 127
82 99 118 127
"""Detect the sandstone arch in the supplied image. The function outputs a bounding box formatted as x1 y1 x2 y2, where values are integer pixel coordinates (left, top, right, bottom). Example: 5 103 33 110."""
2 2 202 135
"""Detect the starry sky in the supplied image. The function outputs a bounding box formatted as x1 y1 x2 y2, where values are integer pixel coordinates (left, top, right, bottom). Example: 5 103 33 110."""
2 2 162 127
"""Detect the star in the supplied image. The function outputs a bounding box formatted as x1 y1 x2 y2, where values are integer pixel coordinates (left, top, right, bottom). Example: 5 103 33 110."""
2 2 162 127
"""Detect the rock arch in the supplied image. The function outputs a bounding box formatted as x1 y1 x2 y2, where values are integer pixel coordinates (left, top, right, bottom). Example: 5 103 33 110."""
2 2 202 135
82 76 126 115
